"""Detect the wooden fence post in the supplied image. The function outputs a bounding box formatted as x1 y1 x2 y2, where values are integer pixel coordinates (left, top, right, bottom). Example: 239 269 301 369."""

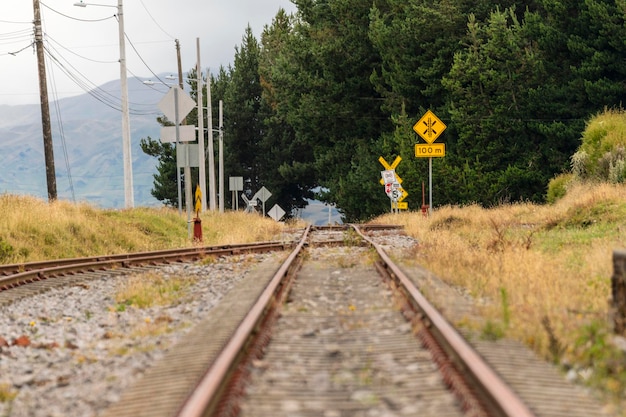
612 250 626 335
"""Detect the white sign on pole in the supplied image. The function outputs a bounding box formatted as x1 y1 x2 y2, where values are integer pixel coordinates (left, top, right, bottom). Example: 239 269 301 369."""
253 186 272 216
229 177 243 191
268 204 286 222
160 125 196 143
253 186 272 203
176 144 199 167
229 177 244 211
158 86 196 123
381 170 395 184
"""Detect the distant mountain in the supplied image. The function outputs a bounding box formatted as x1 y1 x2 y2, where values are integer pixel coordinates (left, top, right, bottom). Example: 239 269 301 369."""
0 77 343 224
0 77 165 208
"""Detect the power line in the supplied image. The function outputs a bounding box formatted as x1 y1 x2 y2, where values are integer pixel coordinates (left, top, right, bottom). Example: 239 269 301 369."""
40 1 116 23
115 14 167 86
45 34 117 64
2 42 33 57
138 0 175 40
0 19 32 25
43 41 158 116
45 47 76 203
0 28 33 41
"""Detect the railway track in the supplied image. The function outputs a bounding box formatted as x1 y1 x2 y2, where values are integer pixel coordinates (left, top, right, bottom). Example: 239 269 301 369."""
0 225 609 417
0 241 293 295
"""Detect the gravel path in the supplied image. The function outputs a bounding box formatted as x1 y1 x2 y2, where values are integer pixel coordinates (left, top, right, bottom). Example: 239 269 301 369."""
0 253 276 417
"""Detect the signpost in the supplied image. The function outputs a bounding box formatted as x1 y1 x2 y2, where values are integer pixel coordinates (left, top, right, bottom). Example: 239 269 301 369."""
241 194 256 213
413 110 447 215
379 156 408 212
253 186 272 216
268 204 286 222
229 177 243 210
158 86 196 237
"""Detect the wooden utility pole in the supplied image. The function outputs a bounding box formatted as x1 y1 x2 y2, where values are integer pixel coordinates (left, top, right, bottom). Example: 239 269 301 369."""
33 0 57 201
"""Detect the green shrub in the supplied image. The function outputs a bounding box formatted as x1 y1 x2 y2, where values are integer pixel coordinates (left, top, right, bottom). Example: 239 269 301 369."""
0 237 14 262
546 173 573 204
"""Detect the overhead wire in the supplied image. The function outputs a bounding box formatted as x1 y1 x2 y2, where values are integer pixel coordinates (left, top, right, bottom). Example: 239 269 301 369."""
139 0 175 40
45 34 118 64
0 26 34 56
43 43 124 111
115 14 168 86
47 53 77 203
35 3 171 115
0 18 32 25
43 39 159 115
3 42 34 57
0 28 33 42
40 2 116 23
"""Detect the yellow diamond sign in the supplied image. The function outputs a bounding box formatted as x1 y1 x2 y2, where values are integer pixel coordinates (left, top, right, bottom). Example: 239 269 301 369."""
413 110 446 144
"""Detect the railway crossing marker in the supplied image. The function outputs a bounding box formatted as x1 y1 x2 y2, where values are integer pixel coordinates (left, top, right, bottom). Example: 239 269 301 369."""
241 194 257 213
268 204 286 222
253 186 272 216
413 110 447 215
379 156 408 211
378 156 402 185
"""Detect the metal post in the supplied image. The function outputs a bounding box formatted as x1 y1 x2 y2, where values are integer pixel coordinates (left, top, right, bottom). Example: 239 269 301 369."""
73 0 132 207
428 157 433 216
117 0 133 208
207 71 216 211
196 39 206 213
218 100 224 213
174 87 182 216
180 87 192 239
185 146 191 239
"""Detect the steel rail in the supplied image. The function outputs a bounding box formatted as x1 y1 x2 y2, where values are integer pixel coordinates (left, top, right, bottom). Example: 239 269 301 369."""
0 241 295 290
175 225 312 417
353 224 537 417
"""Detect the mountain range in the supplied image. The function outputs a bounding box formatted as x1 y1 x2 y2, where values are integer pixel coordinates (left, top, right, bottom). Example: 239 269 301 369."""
0 77 164 208
0 78 342 224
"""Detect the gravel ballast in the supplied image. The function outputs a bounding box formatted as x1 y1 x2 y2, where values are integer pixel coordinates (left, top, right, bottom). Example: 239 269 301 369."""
0 253 276 417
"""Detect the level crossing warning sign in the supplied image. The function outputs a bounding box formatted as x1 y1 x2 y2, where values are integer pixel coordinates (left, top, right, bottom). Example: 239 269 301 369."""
413 110 446 144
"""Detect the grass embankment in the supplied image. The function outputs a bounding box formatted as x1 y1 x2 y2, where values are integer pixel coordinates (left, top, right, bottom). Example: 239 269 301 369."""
0 194 286 264
374 182 626 411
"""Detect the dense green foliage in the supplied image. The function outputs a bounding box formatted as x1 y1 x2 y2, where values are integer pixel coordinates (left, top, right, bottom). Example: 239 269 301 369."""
571 109 626 183
142 0 626 221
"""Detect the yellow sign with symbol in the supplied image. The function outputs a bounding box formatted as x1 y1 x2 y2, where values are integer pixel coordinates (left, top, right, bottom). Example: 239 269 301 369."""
393 201 408 210
415 143 445 158
378 156 402 185
194 184 202 213
379 156 408 210
413 110 446 144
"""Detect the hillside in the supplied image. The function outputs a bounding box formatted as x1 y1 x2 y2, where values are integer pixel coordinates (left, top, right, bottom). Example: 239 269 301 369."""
0 77 165 207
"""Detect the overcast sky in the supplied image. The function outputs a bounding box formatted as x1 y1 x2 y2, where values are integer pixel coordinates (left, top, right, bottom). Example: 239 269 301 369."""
0 0 297 106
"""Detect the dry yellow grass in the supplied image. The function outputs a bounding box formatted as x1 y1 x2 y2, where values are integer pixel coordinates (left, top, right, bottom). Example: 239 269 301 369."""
373 182 626 406
0 194 290 263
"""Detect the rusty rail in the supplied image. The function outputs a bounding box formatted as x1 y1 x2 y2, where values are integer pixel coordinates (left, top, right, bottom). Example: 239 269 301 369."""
0 241 295 291
353 224 537 417
176 225 312 417
175 224 537 417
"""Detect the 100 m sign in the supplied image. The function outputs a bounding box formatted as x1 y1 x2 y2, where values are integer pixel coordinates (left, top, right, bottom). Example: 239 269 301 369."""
415 143 445 158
